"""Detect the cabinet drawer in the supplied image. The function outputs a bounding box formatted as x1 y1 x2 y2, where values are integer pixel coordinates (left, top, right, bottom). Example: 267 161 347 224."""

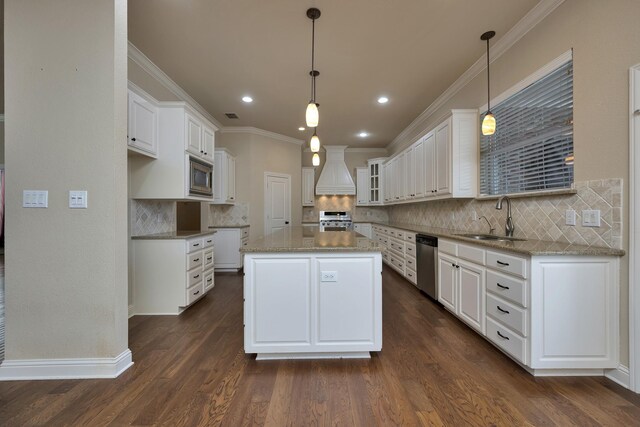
388 229 398 238
388 254 405 272
405 243 416 258
458 243 485 265
241 237 249 248
203 235 215 248
187 267 203 288
486 250 527 279
204 269 214 292
382 251 390 262
439 239 457 256
486 270 527 307
395 230 406 240
405 233 416 243
486 317 527 365
187 251 203 270
389 239 405 254
203 249 214 269
486 294 527 337
405 256 416 271
405 268 417 285
186 282 205 306
186 238 204 253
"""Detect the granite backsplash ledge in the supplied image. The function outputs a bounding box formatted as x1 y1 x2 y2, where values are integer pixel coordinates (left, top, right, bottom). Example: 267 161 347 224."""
387 179 623 249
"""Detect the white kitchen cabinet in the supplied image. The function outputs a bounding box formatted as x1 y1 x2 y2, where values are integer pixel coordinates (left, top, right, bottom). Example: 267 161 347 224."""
211 227 249 271
382 163 391 203
413 137 427 199
129 103 217 201
185 112 215 163
302 167 315 206
353 223 372 239
403 148 415 200
367 158 386 205
438 254 458 312
356 167 369 206
374 224 417 285
435 120 451 195
132 233 215 315
424 131 435 197
127 89 158 158
457 259 485 333
213 148 236 204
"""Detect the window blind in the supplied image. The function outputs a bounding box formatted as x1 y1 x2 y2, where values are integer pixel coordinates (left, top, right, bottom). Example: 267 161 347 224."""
480 60 574 196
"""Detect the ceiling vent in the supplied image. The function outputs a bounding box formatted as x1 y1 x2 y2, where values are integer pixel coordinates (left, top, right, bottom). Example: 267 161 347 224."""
224 112 239 119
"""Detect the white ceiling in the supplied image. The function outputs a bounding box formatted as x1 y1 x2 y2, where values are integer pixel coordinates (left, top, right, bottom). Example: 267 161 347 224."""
129 0 539 148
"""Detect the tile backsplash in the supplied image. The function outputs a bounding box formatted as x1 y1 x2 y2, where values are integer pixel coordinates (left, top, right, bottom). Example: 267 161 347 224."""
387 179 623 249
207 201 250 226
131 200 176 235
302 196 389 224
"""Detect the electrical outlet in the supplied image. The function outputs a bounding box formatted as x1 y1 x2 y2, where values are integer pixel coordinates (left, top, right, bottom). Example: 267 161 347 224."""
565 209 576 226
471 210 478 221
582 209 601 227
320 271 338 282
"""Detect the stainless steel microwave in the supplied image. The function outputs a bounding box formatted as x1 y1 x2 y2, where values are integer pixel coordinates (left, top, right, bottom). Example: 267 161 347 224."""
189 156 213 197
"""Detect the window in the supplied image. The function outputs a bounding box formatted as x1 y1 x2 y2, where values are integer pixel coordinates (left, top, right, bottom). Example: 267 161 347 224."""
480 59 574 196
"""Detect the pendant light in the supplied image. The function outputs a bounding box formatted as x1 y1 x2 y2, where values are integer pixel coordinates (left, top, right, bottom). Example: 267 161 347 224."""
481 31 496 136
305 8 321 128
310 130 320 152
312 153 320 167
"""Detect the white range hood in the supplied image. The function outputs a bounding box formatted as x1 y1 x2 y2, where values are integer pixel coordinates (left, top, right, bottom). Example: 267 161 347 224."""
315 145 356 195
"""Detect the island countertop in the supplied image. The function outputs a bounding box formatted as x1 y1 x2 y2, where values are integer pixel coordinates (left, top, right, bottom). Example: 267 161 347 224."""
241 226 382 253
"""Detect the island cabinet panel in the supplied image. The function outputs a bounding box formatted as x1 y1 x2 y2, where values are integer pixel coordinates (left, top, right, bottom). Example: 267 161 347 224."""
244 252 382 358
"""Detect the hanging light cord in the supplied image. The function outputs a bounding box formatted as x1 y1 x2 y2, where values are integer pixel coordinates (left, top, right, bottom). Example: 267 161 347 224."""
311 16 316 102
486 38 490 113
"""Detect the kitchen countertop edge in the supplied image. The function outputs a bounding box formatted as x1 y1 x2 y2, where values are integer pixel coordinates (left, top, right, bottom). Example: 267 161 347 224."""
208 224 250 229
131 230 217 240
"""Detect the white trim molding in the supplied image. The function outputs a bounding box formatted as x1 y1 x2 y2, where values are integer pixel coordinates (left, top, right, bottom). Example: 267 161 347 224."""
630 63 640 393
302 147 387 153
0 349 133 381
388 0 566 151
128 42 223 130
220 126 304 146
606 365 631 389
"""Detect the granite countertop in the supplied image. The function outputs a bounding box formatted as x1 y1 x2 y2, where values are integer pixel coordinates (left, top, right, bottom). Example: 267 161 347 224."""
241 226 382 253
366 221 625 257
208 224 250 229
131 230 217 240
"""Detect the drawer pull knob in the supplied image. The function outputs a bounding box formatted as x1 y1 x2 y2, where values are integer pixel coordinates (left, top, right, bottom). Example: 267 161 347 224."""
194 290 200 295
207 240 212 243
194 258 200 262
497 331 510 340
193 243 200 247
496 260 509 266
207 257 213 261
496 305 510 314
496 283 510 290
207 278 213 282
193 274 200 279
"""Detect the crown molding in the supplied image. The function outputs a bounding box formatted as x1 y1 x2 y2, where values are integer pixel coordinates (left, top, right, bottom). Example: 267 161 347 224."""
388 0 566 151
127 42 223 129
345 147 387 153
219 126 305 146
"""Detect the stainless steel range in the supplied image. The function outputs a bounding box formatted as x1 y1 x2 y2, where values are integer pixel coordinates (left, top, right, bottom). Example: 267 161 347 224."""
319 211 353 231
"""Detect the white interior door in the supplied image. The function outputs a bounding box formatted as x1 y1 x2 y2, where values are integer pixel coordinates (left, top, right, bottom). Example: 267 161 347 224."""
264 173 291 236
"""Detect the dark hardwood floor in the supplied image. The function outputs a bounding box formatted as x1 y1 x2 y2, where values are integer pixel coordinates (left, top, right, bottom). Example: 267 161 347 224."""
1 267 640 426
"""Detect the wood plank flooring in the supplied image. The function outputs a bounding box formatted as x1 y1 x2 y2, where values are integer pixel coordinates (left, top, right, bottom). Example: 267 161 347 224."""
1 267 640 426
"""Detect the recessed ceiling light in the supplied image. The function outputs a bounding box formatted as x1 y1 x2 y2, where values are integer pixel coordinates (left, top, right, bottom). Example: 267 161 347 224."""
299 127 306 131
377 96 389 104
358 132 369 138
242 96 253 103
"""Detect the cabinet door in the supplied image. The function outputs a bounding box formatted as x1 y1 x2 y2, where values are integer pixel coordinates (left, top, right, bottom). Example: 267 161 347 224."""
413 138 426 198
227 156 236 202
202 126 215 163
458 260 485 334
213 151 226 203
424 132 436 195
435 121 450 195
404 149 415 199
185 113 202 155
302 167 315 206
382 163 390 202
356 167 369 205
213 229 241 268
438 255 457 312
128 91 158 156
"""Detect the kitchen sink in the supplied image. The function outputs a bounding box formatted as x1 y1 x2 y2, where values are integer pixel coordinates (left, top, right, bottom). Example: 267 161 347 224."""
454 233 527 242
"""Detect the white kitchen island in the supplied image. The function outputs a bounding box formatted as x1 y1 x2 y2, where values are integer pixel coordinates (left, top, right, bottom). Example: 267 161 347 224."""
242 227 382 360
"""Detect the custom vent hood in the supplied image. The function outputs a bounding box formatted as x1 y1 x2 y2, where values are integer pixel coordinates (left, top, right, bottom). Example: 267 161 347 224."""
315 145 356 195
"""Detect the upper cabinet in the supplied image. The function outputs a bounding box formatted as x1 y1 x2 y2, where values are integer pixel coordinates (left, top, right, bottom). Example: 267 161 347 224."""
186 112 215 164
356 167 369 206
127 89 159 158
367 158 386 205
213 148 236 204
383 109 477 205
302 167 315 206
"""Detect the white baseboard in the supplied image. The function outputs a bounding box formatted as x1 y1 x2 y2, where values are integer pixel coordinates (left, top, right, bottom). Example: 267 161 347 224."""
605 364 630 389
128 304 135 318
0 349 133 381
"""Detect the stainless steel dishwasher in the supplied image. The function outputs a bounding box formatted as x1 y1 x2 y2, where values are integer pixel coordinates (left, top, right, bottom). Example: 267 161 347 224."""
416 234 438 301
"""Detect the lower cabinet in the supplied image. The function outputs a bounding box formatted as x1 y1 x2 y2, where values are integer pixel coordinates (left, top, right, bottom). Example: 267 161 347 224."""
353 223 373 239
373 224 417 286
438 238 620 374
132 233 215 315
211 227 249 271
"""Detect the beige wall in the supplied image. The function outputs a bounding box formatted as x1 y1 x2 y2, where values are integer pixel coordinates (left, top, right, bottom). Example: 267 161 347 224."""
128 58 181 102
4 0 129 359
388 0 640 366
217 133 302 238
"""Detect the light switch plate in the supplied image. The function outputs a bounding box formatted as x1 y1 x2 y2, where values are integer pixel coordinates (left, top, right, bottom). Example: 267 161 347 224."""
69 191 88 209
582 209 601 227
23 190 48 208
320 271 338 282
565 209 576 226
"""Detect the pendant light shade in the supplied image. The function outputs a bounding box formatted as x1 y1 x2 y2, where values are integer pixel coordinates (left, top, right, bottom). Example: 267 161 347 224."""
306 102 319 128
310 131 320 152
312 153 320 167
481 31 496 136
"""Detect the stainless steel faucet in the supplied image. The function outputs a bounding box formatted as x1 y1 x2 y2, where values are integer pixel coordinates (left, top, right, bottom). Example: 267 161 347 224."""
495 195 515 237
478 215 495 234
